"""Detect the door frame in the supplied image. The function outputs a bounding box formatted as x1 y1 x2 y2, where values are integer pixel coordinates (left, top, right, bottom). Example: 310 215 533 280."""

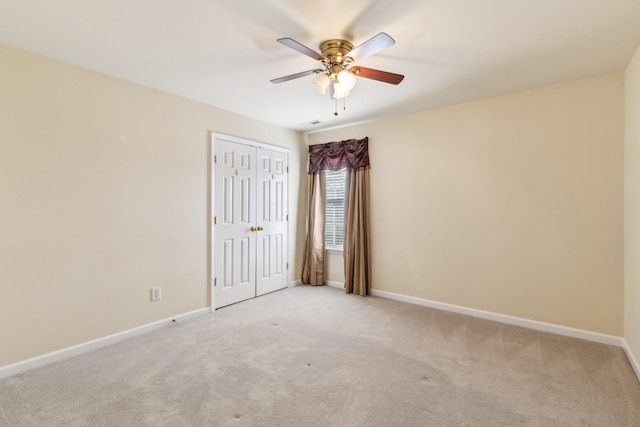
210 132 290 311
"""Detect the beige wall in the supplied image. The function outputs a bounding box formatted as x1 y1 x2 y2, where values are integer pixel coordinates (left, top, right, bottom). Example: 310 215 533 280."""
625 46 640 363
326 251 346 285
308 73 624 336
0 44 306 367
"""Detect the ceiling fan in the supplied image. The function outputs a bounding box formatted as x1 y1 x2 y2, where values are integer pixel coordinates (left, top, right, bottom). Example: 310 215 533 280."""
270 32 404 100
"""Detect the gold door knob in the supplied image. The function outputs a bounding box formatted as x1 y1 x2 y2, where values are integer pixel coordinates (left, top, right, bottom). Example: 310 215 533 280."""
250 226 257 232
257 226 263 231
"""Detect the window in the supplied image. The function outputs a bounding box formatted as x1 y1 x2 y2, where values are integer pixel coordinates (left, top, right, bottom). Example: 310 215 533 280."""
325 168 346 250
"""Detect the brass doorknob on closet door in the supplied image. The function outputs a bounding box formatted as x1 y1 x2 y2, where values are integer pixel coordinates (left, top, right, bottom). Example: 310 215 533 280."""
250 226 257 232
257 226 263 231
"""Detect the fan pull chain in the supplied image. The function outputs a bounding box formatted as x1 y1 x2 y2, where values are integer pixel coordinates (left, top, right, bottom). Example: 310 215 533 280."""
333 93 347 116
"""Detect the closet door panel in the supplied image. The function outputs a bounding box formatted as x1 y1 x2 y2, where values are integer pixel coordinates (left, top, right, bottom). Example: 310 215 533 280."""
214 139 256 308
256 148 288 296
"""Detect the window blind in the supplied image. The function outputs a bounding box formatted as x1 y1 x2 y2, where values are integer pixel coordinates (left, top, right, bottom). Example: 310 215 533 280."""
325 168 346 249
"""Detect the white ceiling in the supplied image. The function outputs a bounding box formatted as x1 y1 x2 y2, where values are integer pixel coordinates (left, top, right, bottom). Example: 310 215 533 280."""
1 0 640 132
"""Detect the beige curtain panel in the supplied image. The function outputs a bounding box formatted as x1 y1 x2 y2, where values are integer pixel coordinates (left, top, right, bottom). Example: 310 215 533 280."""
301 137 371 295
344 167 371 296
301 172 326 286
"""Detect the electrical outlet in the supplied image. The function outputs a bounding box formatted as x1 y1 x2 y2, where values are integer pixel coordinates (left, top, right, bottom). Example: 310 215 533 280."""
151 287 162 301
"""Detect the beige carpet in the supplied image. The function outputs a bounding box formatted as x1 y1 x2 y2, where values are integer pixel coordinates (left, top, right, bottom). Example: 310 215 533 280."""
1 285 639 426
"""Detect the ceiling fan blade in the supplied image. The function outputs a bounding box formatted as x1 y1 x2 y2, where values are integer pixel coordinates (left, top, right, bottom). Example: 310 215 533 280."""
347 33 395 62
277 38 324 61
270 69 322 84
351 67 405 85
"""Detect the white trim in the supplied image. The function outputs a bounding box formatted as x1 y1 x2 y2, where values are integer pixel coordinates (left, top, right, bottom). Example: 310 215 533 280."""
327 281 345 290
289 280 343 289
0 308 210 380
370 289 623 346
622 339 640 383
212 132 291 153
210 132 216 311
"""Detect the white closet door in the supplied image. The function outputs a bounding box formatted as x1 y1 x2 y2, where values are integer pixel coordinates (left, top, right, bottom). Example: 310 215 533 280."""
212 136 289 309
256 148 289 296
214 139 256 308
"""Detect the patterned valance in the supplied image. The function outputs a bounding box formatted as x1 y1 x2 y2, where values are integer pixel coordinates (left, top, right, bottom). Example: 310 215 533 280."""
308 137 369 173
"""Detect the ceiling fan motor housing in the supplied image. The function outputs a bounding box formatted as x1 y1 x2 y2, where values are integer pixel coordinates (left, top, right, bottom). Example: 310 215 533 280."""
319 39 354 65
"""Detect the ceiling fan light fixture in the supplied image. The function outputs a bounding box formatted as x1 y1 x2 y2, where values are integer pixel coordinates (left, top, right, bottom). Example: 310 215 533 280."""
312 73 331 94
337 69 357 91
332 82 350 99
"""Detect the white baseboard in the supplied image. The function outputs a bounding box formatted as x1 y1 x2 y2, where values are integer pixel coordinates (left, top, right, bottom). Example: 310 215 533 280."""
289 280 343 289
622 339 640 383
327 281 345 290
368 288 623 347
0 307 210 380
289 279 302 288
